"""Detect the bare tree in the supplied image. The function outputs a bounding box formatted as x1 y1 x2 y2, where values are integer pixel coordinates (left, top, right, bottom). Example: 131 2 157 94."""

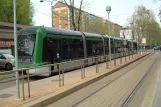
63 0 84 31
77 0 83 31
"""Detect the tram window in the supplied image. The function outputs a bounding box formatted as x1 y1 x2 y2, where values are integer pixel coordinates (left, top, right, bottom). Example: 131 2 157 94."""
61 39 84 60
18 34 36 56
86 40 92 56
117 42 121 53
115 42 120 53
98 41 103 55
42 38 50 61
61 39 70 59
111 41 114 54
92 41 97 56
93 41 103 56
71 39 84 58
87 40 103 57
105 41 109 54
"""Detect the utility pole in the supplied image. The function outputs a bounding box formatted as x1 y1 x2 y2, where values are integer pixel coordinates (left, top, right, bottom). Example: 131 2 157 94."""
106 5 111 65
13 0 20 99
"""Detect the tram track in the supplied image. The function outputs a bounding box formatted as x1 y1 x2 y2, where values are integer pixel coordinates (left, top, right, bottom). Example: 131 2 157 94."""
121 54 158 107
44 52 153 107
69 52 155 107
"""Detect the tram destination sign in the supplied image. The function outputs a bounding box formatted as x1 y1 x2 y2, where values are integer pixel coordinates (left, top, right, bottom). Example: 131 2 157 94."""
142 38 146 44
120 30 132 40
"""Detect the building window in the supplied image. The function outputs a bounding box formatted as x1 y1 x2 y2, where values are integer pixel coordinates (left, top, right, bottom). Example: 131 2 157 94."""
59 25 61 28
59 19 61 25
64 9 67 14
65 21 67 25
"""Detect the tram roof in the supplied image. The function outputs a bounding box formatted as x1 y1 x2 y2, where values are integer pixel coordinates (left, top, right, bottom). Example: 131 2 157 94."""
19 26 83 37
45 27 83 37
102 35 110 39
18 26 39 35
113 37 122 41
102 35 123 41
83 32 102 38
127 39 137 42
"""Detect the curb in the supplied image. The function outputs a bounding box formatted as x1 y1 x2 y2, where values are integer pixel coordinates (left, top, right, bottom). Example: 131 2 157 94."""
19 53 151 107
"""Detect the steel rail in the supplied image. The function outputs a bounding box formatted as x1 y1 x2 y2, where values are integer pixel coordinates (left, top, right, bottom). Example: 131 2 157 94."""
121 53 158 107
70 52 153 107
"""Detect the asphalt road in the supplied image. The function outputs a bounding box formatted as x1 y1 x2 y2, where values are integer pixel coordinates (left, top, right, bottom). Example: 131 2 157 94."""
0 70 43 90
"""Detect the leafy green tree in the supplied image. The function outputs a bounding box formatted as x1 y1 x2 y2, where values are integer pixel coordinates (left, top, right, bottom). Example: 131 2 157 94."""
153 0 161 22
127 5 161 45
0 0 34 25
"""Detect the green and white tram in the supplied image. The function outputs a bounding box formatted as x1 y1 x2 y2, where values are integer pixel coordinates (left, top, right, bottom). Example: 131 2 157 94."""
18 26 137 76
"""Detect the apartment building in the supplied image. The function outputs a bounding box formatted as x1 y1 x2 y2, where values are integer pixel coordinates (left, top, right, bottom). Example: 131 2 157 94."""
53 2 70 29
53 1 123 36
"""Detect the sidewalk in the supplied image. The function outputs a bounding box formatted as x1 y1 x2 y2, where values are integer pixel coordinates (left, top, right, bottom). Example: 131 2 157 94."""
0 53 146 107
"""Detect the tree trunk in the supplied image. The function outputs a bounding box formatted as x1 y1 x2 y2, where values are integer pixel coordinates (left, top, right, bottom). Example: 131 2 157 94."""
77 0 83 31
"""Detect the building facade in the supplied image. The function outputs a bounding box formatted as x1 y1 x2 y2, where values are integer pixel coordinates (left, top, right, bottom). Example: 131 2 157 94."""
0 22 28 54
53 2 123 36
53 2 70 29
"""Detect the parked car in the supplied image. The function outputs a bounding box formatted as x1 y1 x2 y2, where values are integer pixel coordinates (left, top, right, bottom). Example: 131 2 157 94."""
153 46 161 50
0 53 14 70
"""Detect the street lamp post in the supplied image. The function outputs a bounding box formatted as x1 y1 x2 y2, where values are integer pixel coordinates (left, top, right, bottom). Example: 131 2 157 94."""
106 5 111 65
13 0 20 99
139 27 143 55
40 0 57 27
130 22 134 59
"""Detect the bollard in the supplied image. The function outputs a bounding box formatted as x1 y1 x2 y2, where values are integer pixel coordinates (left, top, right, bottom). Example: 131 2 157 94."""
120 53 122 64
129 51 130 60
106 55 108 69
27 70 30 98
109 54 111 66
59 64 61 87
114 53 116 66
21 70 25 100
136 51 138 57
62 69 64 86
96 57 99 73
83 60 85 78
130 51 131 60
125 52 127 62
97 56 98 73
81 60 84 79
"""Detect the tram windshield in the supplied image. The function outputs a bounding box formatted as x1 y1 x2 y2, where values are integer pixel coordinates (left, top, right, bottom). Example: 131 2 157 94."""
18 34 36 56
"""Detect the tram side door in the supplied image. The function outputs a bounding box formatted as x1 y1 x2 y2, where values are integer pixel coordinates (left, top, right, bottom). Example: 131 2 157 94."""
52 39 61 63
53 39 61 71
44 38 61 71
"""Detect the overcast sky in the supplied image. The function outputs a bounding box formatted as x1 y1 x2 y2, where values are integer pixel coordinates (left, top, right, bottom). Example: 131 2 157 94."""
31 0 161 27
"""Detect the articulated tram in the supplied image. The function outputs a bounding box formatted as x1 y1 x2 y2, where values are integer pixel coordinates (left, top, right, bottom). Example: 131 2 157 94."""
17 26 138 76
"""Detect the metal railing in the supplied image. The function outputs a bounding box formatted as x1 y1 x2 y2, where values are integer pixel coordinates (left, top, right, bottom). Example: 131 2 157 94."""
0 50 143 100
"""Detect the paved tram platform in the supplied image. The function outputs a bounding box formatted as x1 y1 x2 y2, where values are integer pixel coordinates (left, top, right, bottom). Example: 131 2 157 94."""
0 53 149 107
